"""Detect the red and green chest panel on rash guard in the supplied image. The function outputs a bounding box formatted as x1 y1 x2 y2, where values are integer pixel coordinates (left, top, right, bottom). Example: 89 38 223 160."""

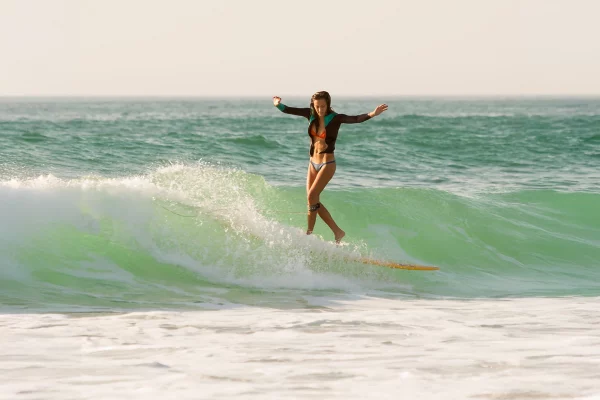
275 103 372 156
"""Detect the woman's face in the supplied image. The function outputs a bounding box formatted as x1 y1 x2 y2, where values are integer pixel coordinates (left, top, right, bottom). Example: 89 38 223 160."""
313 99 328 117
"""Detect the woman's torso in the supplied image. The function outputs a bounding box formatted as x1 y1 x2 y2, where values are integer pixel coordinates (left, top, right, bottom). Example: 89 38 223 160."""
308 115 340 163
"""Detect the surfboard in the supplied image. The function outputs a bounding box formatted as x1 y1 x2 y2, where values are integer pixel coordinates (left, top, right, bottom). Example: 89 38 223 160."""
351 257 439 271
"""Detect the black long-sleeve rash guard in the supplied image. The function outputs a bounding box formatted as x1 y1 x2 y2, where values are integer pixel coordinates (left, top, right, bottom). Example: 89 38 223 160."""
275 103 372 156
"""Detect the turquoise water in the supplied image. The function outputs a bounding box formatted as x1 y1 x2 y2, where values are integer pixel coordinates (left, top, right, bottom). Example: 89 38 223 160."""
1 97 599 311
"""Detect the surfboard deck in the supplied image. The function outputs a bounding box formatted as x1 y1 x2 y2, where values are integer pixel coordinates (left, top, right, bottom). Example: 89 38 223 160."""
352 257 439 271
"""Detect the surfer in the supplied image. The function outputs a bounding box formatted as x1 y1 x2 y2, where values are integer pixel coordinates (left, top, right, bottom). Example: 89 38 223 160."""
273 91 388 243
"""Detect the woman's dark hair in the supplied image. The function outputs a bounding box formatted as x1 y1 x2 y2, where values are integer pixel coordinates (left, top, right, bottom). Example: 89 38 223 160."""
309 91 334 132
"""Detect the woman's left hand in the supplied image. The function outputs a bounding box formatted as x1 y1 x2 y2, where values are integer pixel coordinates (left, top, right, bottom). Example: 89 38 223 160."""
372 104 388 117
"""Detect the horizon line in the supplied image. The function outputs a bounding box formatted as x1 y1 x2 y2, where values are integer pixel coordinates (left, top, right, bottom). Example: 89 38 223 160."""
2 94 600 99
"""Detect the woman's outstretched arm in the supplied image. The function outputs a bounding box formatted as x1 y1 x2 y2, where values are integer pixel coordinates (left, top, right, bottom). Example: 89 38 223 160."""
339 103 388 123
273 96 311 119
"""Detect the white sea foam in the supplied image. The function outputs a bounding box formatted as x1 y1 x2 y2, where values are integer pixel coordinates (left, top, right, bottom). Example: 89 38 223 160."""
1 296 599 399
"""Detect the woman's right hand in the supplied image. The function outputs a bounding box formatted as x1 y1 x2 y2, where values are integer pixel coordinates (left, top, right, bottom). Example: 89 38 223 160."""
273 96 281 106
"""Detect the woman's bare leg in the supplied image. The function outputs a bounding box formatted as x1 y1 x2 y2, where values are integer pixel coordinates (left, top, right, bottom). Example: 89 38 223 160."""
316 203 345 243
306 162 345 242
306 163 318 234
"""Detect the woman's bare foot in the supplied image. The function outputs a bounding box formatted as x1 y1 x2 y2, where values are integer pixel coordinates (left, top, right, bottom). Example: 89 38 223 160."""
334 229 345 244
306 230 313 235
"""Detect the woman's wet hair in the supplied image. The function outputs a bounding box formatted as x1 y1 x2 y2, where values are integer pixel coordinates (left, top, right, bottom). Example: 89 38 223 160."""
309 91 334 131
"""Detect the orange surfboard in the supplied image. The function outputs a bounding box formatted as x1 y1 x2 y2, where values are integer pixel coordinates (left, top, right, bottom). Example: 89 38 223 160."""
354 257 439 271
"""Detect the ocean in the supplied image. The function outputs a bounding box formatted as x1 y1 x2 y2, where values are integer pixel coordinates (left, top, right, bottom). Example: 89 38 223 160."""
1 97 599 399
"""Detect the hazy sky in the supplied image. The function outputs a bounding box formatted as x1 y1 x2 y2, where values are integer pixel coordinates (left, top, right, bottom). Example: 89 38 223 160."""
1 0 599 96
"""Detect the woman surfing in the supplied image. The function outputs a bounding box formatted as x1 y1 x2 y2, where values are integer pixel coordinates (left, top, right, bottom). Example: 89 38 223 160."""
273 91 388 243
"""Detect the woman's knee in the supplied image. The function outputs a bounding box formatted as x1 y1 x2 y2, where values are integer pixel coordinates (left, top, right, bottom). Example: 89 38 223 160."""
307 191 320 205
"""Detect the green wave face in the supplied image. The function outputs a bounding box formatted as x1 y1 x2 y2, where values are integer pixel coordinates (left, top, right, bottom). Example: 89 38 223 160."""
1 165 599 312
